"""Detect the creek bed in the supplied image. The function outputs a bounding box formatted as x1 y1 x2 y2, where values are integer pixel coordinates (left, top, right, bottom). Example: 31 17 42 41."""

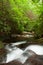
0 41 43 64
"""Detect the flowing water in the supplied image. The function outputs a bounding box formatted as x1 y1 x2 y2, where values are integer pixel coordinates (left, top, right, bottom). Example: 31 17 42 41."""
25 45 43 55
0 41 43 64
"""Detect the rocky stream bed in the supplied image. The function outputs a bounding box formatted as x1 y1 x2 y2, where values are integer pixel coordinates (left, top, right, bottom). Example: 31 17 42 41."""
0 41 43 65
0 32 43 65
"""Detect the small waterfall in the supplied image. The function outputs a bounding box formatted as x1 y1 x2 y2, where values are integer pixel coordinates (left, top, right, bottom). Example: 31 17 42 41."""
25 45 43 55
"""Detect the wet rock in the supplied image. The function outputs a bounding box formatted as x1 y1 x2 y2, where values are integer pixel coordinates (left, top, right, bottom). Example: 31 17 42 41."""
25 55 43 65
0 49 7 63
1 60 23 65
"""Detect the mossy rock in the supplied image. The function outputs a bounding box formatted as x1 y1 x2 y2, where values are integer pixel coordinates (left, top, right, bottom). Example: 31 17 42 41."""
0 41 4 49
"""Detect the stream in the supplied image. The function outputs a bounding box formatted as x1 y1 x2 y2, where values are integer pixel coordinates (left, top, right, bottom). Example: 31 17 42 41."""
0 41 43 64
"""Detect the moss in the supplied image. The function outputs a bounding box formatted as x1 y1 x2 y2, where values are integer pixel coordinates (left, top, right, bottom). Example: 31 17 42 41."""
0 41 4 49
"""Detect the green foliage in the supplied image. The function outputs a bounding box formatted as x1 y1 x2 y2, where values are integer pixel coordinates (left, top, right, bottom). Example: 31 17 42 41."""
39 13 43 37
32 0 40 3
0 20 11 35
33 12 43 38
0 0 42 37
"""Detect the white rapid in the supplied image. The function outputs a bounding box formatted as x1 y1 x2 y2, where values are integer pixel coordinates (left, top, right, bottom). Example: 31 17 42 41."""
25 45 43 55
10 41 27 46
6 47 23 63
